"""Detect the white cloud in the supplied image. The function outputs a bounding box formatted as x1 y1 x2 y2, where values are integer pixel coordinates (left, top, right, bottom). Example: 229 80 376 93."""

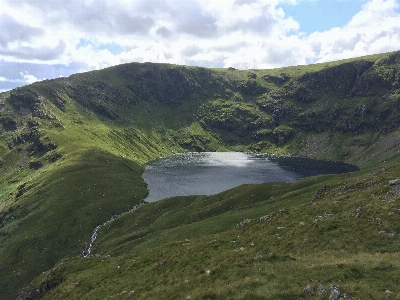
0 72 41 89
20 72 42 84
0 0 399 92
307 0 400 63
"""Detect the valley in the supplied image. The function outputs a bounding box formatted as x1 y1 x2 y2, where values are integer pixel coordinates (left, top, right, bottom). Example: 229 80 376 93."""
0 50 399 299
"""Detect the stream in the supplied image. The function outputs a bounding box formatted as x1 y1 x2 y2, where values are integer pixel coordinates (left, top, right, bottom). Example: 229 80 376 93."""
81 201 147 257
81 152 358 257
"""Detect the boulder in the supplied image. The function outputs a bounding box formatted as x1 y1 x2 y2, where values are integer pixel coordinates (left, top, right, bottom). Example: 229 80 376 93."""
329 284 341 300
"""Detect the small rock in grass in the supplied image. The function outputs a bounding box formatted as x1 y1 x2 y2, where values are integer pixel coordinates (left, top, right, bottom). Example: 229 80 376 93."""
317 284 326 294
254 252 262 260
235 219 252 229
329 284 341 300
384 290 394 300
303 285 314 295
389 179 400 186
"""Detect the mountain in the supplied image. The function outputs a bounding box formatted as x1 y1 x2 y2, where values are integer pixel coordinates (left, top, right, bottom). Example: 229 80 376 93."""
0 50 400 299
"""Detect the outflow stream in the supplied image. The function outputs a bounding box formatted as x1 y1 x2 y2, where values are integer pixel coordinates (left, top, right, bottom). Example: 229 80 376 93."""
81 201 147 258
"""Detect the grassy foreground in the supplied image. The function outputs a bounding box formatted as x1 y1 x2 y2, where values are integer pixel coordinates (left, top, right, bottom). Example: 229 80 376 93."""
22 160 400 299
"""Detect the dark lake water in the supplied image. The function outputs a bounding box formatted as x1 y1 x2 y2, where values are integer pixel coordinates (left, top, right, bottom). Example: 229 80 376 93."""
142 152 359 202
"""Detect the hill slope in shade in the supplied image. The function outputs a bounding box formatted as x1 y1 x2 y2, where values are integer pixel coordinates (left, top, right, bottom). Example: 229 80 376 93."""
0 50 399 299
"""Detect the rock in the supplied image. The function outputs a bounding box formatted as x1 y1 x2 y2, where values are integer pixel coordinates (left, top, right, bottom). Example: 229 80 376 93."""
254 252 262 260
205 269 211 276
329 284 341 300
312 185 329 201
369 217 381 223
235 219 252 229
29 161 43 169
247 72 257 79
260 212 276 223
385 290 394 300
317 284 326 294
303 285 314 295
385 179 400 199
313 215 324 222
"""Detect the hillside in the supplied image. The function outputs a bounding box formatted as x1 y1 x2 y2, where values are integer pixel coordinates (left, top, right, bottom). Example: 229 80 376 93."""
0 50 400 299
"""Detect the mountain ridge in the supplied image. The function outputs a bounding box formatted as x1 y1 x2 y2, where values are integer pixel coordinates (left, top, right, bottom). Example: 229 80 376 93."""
0 50 399 299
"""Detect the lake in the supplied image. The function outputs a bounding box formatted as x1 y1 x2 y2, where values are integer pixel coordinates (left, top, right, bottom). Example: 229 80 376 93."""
142 152 359 202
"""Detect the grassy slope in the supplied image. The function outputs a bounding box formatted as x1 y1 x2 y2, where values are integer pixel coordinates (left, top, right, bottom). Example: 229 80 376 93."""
0 51 399 299
27 162 400 299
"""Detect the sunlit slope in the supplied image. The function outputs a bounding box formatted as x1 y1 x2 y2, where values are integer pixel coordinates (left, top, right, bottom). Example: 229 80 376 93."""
0 82 180 298
0 50 399 298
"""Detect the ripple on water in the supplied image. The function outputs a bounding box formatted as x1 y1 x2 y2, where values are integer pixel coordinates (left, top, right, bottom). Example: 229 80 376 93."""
142 152 358 202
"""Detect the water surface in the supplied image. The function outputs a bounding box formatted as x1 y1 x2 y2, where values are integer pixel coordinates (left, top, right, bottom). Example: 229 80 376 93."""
142 152 358 202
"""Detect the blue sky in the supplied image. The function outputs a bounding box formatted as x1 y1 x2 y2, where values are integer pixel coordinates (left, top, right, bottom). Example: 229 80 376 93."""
281 0 371 34
1 0 400 92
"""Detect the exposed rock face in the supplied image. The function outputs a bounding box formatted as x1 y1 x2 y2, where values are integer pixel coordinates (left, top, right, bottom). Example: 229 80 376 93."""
235 219 252 229
303 285 314 295
329 284 341 300
312 185 329 202
389 179 400 185
317 284 327 294
300 60 374 97
16 279 60 300
384 178 400 199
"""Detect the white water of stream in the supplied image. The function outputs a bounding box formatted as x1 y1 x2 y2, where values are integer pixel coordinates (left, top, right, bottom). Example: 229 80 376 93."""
81 201 147 257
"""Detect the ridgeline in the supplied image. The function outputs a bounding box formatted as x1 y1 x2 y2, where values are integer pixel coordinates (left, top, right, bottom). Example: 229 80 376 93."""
0 50 400 299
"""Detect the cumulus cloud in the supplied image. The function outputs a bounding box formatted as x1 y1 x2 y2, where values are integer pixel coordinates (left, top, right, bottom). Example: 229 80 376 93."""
156 26 173 38
181 45 204 57
307 0 400 63
0 60 85 91
0 0 400 92
0 14 44 46
0 71 41 91
0 41 66 61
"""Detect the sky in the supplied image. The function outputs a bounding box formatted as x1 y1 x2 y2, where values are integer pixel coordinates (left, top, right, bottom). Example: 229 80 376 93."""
1 0 400 92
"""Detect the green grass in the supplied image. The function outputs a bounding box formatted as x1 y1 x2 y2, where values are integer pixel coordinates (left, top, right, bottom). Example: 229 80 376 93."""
24 162 400 299
1 50 400 299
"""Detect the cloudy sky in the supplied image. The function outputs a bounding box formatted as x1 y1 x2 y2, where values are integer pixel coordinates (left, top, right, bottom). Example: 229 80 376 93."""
1 0 400 92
